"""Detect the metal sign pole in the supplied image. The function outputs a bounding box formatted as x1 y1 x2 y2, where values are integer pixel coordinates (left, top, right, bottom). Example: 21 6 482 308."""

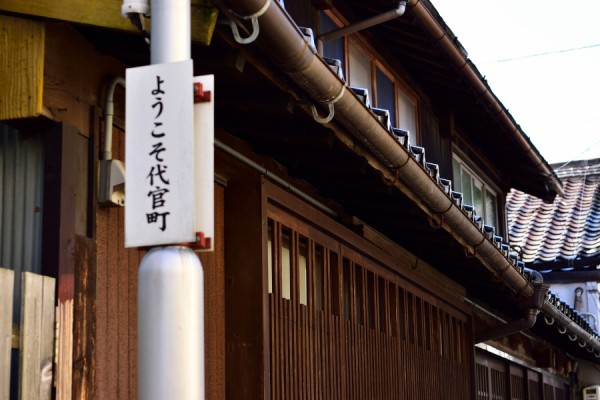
123 0 205 398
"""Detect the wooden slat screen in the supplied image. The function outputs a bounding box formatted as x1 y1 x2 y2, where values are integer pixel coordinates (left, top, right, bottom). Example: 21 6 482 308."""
527 370 541 400
510 365 525 400
476 363 490 400
543 383 555 400
267 217 472 399
476 350 569 400
554 386 565 400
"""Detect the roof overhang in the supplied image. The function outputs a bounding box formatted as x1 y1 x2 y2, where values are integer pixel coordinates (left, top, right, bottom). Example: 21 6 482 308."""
331 0 563 201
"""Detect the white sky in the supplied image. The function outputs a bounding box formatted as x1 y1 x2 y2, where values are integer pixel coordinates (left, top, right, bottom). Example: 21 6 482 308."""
430 0 600 164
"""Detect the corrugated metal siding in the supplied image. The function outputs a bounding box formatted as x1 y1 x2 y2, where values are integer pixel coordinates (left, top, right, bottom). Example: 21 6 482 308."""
0 123 44 321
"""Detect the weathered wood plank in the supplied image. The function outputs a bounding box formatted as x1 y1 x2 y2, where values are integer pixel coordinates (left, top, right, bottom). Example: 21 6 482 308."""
0 15 44 120
39 275 55 400
18 272 56 400
0 268 14 400
0 0 218 46
56 300 74 400
72 235 96 400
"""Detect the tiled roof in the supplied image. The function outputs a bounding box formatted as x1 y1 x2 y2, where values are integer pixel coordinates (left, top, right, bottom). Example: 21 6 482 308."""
506 158 600 267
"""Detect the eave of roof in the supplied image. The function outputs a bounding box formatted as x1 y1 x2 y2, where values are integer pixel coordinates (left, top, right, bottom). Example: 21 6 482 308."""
332 0 562 201
215 0 536 301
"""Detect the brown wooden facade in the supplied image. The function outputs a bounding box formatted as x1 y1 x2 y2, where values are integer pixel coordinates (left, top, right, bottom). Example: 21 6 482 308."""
0 0 591 399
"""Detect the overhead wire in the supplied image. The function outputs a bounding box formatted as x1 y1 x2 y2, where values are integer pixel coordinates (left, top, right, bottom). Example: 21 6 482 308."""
482 42 600 64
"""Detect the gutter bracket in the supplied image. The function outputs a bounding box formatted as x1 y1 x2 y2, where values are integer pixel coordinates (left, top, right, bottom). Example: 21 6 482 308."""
310 85 345 124
311 102 335 124
228 0 271 44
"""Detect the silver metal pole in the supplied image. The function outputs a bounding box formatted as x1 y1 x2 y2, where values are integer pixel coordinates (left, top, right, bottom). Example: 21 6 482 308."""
138 247 204 400
150 0 191 63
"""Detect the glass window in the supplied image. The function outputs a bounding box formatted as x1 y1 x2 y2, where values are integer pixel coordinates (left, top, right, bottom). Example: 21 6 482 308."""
397 90 417 141
485 190 498 228
320 12 346 73
348 41 372 105
452 155 499 228
299 237 308 305
473 180 483 216
376 67 396 126
318 15 420 142
281 228 292 300
268 221 273 294
461 172 472 207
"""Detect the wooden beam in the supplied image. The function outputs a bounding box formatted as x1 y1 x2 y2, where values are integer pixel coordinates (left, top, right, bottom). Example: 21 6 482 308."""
542 270 600 284
0 15 44 120
0 0 218 46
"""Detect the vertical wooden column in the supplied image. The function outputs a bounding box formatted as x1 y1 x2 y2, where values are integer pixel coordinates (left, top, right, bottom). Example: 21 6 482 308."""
198 184 226 400
42 123 90 399
225 172 267 399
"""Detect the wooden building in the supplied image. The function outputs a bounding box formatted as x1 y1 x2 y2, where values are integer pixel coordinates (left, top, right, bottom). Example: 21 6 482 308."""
1 0 598 398
507 158 600 393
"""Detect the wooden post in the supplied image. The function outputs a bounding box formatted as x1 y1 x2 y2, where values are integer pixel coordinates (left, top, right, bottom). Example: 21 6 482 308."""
18 272 56 400
0 268 15 400
224 172 267 399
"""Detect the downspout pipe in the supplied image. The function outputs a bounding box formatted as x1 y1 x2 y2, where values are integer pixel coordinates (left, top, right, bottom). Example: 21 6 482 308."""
475 269 548 343
406 0 564 198
221 0 534 298
99 76 127 207
102 76 126 161
319 1 407 42
475 308 539 344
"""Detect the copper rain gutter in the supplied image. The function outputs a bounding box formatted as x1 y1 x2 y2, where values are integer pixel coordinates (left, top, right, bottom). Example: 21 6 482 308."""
219 0 534 297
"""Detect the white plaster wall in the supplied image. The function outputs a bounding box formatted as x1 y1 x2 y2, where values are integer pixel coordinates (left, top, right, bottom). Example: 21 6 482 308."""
550 282 600 332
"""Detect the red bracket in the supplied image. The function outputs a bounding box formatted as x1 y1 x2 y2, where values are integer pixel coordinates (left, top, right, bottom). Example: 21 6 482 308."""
194 82 211 103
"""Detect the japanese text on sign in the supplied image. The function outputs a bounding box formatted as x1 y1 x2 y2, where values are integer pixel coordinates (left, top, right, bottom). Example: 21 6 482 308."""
125 60 195 247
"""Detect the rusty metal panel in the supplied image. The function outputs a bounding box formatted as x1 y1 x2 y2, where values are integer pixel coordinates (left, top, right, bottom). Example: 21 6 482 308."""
0 123 44 322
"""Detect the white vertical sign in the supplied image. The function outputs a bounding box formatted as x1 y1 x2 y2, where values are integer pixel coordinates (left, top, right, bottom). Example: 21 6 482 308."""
193 75 215 251
125 60 195 248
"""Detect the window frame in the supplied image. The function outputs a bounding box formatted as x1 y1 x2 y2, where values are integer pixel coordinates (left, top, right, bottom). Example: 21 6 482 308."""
318 11 420 143
452 153 500 229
